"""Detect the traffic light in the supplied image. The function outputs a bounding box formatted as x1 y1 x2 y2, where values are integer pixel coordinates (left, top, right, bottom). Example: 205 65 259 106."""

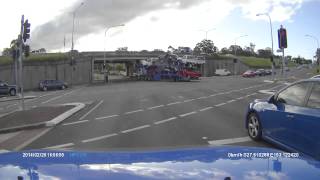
23 19 31 42
24 45 30 57
278 26 287 49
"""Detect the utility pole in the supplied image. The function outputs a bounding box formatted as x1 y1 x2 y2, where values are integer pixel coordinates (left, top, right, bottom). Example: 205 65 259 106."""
70 2 84 87
18 15 25 110
257 13 275 80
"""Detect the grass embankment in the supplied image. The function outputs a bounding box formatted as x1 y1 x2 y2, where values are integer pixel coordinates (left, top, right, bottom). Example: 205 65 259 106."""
0 53 68 65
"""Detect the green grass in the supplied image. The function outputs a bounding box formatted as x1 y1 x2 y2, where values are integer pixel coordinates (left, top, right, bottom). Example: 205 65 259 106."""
0 56 13 65
239 56 273 68
0 53 68 65
239 56 297 69
313 67 320 75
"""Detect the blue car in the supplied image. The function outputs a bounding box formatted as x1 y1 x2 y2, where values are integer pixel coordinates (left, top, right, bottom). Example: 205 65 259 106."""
246 78 320 159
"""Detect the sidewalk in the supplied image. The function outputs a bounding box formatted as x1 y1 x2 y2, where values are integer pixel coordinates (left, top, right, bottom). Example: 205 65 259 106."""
0 103 84 134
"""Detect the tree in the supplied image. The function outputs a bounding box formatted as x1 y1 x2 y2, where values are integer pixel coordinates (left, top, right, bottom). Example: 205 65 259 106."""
249 43 256 53
229 45 242 55
1 48 11 56
194 39 217 55
220 47 229 54
257 48 272 58
2 39 18 57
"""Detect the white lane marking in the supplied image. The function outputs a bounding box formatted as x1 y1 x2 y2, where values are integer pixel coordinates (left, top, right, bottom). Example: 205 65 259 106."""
202 137 208 140
215 103 226 107
259 90 275 95
124 109 144 115
154 117 177 125
208 136 251 146
196 96 207 100
237 97 244 100
246 93 257 97
199 107 213 112
183 99 195 103
121 125 150 134
167 101 181 106
41 90 77 104
81 133 118 143
264 80 274 83
95 114 119 120
227 100 236 103
44 143 74 149
79 100 104 120
179 111 197 117
147 105 164 110
62 120 89 126
209 94 218 97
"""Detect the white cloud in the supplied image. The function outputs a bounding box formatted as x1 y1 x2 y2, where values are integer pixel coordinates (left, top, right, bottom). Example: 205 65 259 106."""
237 0 305 22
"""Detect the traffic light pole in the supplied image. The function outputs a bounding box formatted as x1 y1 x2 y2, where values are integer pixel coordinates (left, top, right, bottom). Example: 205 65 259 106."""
282 49 285 78
19 15 25 110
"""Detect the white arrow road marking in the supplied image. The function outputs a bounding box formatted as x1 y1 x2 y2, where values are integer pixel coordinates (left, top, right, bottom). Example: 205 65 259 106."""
79 100 104 120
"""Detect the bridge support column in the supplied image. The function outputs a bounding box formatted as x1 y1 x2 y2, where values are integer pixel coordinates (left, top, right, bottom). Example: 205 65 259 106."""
126 63 134 77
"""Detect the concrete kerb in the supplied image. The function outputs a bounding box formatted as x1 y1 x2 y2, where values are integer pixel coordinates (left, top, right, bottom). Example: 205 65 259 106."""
46 103 85 127
0 96 37 103
0 103 85 134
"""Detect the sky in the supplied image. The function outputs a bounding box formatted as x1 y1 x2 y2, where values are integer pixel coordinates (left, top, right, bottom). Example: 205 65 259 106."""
0 0 319 60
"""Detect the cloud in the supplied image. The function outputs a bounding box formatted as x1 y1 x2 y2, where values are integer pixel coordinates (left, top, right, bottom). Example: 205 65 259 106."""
233 0 305 22
30 0 209 50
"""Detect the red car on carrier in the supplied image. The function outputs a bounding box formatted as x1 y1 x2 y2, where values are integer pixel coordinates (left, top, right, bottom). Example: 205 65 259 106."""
176 69 201 81
242 70 256 78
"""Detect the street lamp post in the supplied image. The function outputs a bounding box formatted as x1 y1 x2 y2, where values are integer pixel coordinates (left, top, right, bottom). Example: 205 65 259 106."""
103 24 125 83
257 13 275 80
70 2 84 87
305 34 320 73
233 35 248 75
200 28 216 40
234 35 248 56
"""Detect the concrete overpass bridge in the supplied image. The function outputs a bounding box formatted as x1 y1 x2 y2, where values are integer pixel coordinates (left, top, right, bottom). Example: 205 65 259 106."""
81 51 166 81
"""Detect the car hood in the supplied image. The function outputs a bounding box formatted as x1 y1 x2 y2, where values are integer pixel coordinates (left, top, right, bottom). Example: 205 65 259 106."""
0 146 319 180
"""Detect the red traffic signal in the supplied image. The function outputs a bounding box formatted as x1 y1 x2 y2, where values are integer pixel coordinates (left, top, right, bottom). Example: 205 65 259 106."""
278 26 287 49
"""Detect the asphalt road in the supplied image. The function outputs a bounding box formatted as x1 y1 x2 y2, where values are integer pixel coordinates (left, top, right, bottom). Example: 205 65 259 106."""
0 67 314 152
